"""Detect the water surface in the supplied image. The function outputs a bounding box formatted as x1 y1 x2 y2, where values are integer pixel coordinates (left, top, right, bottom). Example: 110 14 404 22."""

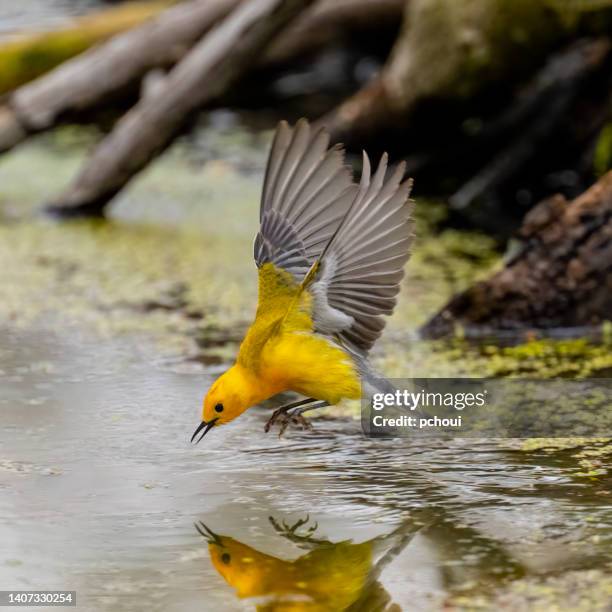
1 328 610 611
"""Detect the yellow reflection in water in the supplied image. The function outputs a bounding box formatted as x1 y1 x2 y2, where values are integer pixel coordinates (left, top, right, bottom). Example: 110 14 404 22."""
196 516 420 612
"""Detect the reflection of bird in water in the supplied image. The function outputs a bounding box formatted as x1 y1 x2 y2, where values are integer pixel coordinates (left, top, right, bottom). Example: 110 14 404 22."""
196 515 420 612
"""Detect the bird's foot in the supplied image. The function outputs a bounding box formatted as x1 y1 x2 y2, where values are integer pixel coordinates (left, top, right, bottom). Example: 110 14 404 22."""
269 515 329 548
264 399 329 436
265 407 313 437
264 397 316 434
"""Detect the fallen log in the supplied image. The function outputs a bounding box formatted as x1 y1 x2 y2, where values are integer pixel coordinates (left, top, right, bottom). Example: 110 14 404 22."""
420 172 612 338
45 0 316 218
0 0 178 95
0 0 239 154
0 0 403 155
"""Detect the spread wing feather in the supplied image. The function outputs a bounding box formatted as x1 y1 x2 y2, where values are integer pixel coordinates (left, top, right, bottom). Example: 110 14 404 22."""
254 119 356 279
314 152 414 353
254 119 413 355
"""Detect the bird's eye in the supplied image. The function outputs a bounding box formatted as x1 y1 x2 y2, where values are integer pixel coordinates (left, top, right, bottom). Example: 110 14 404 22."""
215 403 224 413
221 552 231 564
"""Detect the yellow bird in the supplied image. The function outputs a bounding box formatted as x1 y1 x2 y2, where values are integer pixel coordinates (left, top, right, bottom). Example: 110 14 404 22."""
196 516 419 611
191 118 413 442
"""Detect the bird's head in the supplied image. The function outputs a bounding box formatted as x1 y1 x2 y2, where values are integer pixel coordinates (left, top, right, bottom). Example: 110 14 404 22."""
191 366 254 443
195 522 282 598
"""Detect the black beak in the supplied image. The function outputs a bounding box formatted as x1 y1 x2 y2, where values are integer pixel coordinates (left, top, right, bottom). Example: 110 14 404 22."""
191 418 218 444
194 521 223 546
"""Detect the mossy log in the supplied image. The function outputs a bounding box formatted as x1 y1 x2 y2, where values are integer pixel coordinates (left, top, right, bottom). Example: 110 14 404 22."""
0 0 178 95
45 0 316 218
0 0 239 153
321 0 612 145
421 171 612 338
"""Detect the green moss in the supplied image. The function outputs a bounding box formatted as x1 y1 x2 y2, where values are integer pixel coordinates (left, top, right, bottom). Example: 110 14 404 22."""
377 336 612 382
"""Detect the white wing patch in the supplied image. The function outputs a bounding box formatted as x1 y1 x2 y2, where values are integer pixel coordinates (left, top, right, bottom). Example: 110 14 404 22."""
310 255 354 335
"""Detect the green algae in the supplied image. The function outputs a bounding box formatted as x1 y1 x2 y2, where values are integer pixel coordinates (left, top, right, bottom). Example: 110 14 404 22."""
393 202 501 330
378 336 612 380
0 218 256 353
0 129 263 357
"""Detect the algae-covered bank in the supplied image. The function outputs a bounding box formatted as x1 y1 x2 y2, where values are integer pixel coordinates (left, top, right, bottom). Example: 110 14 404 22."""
1 122 611 612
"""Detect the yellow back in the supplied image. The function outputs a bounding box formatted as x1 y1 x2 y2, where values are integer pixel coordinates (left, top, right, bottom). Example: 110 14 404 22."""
234 263 360 405
237 263 313 371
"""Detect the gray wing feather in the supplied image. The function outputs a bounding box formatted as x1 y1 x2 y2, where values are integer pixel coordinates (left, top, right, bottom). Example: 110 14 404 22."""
255 119 414 355
255 119 356 279
317 152 414 354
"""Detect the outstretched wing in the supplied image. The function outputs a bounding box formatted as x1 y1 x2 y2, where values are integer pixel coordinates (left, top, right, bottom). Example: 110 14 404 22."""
254 119 357 281
309 153 414 354
254 119 414 355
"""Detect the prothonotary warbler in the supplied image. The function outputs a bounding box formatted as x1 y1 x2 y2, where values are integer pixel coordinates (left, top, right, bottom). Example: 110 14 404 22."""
195 516 420 611
191 118 414 442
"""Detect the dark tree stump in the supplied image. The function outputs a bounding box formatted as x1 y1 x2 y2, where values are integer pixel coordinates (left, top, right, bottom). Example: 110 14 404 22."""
421 171 612 338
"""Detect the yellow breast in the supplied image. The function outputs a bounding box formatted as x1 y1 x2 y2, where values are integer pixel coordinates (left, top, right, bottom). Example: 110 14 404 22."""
262 332 361 404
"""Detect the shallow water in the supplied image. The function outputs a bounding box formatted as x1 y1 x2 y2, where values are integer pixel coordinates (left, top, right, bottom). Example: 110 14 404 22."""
1 328 611 611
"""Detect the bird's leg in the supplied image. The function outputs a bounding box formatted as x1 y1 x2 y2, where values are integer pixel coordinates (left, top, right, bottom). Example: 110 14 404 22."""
264 397 318 433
